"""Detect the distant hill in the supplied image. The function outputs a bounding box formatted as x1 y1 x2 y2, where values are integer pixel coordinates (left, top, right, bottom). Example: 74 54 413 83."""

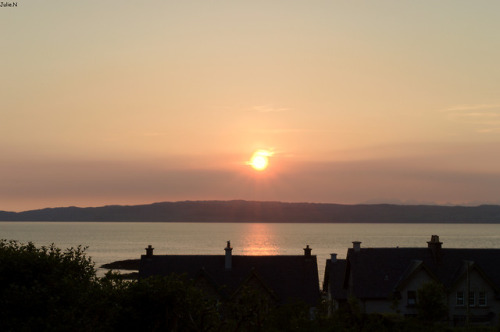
1 200 500 223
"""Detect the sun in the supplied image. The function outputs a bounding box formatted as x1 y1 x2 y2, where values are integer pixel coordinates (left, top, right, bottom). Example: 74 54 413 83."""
251 155 268 171
248 150 273 171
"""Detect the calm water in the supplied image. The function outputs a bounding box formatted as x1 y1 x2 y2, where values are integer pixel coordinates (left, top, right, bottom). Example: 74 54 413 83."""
1 222 500 280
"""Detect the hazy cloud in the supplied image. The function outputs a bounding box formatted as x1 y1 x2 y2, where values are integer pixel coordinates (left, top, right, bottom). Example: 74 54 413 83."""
3 147 500 211
441 104 500 132
443 104 500 112
142 132 168 137
249 105 291 113
477 128 500 134
255 128 312 134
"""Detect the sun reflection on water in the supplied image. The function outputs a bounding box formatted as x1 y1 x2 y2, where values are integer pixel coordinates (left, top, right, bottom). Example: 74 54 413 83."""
240 223 279 255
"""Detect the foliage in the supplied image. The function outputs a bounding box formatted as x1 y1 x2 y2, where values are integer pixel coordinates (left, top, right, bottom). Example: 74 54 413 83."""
0 239 102 332
416 281 448 323
224 284 274 331
265 300 324 332
105 273 221 332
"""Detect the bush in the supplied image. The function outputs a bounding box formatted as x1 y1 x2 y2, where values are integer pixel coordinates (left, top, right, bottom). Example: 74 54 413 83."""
107 273 220 331
0 239 102 331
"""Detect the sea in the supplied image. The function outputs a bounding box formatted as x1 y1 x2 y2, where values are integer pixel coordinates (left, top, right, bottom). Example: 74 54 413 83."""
1 222 500 281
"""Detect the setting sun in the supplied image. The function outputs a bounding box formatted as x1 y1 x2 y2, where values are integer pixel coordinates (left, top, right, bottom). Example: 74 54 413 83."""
248 150 273 171
251 155 268 171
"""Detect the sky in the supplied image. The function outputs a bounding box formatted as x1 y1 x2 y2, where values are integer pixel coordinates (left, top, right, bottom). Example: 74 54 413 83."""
2 1 500 212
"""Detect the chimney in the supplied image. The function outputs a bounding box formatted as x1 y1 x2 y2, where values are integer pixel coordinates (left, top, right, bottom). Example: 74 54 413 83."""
330 253 337 263
427 235 443 262
304 244 312 257
145 244 154 257
427 235 442 250
353 241 361 252
225 240 232 271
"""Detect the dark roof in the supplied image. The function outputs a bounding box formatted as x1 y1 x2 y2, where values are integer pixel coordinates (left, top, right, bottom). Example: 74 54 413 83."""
139 254 320 306
342 247 500 299
323 259 348 300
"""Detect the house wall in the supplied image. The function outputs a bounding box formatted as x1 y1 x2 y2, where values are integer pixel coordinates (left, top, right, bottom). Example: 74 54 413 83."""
447 269 499 326
326 291 335 315
394 269 435 316
353 270 435 316
325 291 347 315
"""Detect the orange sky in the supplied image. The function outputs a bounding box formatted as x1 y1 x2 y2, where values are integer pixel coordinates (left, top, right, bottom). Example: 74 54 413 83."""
2 1 500 211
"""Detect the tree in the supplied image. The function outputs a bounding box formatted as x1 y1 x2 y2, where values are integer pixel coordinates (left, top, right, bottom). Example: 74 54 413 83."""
107 273 221 332
416 281 448 323
0 239 105 331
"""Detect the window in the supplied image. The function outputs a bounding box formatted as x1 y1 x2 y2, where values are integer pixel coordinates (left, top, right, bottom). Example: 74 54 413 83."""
407 291 417 306
468 291 475 307
478 291 487 307
456 291 464 306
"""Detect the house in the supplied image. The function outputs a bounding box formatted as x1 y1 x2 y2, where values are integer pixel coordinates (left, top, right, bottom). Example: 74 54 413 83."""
322 253 348 315
323 235 500 326
139 241 320 308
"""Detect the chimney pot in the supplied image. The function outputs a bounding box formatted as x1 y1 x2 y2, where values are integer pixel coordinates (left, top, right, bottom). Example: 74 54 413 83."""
427 235 442 249
353 241 361 252
145 244 154 257
304 244 312 256
225 240 233 270
330 253 337 262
